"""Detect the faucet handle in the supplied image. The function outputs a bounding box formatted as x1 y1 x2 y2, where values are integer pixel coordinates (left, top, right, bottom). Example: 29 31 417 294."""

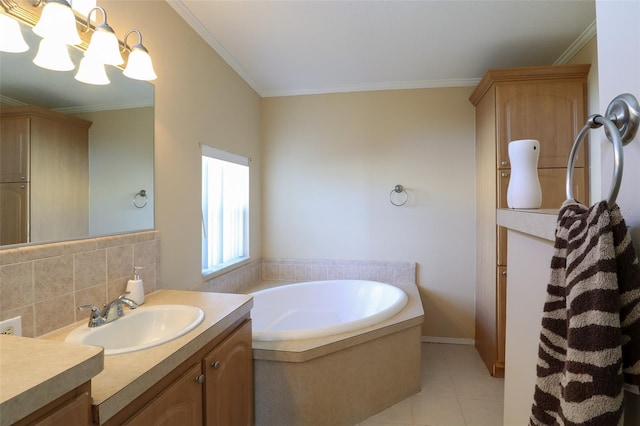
117 291 131 300
78 304 101 318
78 304 105 328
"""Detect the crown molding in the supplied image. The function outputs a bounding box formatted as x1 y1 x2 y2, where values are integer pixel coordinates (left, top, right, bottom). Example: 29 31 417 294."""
166 0 264 96
262 78 481 98
554 20 597 65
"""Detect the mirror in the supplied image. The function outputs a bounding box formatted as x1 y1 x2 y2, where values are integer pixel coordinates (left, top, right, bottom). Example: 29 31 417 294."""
0 17 154 247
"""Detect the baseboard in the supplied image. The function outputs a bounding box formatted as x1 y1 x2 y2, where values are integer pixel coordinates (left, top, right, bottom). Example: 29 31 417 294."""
421 336 475 346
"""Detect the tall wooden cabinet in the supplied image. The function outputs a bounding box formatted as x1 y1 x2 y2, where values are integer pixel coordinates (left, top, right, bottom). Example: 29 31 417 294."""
469 64 590 377
0 105 91 245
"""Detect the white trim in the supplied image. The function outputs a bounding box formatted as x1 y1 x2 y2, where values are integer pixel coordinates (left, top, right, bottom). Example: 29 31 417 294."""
262 78 481 98
201 144 250 166
554 20 597 65
166 0 264 97
421 336 475 346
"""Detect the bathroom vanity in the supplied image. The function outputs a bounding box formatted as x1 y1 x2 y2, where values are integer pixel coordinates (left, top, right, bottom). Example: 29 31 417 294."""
0 290 253 426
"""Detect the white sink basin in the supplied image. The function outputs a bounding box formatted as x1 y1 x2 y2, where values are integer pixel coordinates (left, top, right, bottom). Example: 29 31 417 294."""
65 304 205 355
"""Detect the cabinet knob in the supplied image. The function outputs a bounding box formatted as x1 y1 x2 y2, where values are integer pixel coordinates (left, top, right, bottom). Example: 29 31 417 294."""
501 172 509 177
195 374 205 384
211 361 221 369
502 270 507 276
501 161 508 166
20 176 25 180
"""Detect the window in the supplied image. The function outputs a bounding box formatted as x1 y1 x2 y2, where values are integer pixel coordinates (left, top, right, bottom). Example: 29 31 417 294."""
201 145 249 275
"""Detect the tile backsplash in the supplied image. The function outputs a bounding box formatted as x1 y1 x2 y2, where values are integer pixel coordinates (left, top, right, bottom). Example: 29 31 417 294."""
0 231 160 337
195 258 416 294
261 258 416 285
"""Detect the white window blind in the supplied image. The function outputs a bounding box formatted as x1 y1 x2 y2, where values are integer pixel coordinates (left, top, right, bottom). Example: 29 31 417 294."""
201 145 249 274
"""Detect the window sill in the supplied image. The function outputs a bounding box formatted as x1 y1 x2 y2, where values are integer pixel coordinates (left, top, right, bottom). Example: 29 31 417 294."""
202 257 251 281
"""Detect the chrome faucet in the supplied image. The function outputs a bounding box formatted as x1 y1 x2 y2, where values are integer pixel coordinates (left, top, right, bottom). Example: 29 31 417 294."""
78 292 138 327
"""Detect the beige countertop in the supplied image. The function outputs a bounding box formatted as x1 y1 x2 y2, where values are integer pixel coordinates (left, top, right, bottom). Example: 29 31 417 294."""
0 334 103 426
497 208 558 242
39 289 252 425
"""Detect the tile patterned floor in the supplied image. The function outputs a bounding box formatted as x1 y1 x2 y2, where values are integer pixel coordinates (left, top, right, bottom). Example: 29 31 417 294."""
358 343 505 426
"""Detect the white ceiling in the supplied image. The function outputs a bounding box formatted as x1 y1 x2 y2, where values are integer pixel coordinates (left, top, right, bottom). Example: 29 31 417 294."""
168 0 597 98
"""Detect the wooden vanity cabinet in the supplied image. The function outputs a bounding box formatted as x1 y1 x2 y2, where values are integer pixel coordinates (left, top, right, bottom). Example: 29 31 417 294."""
470 64 590 377
107 319 253 426
123 363 204 426
12 382 92 426
203 316 253 426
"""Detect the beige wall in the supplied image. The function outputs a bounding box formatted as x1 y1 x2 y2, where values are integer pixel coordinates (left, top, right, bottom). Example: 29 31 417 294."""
74 107 155 235
261 88 477 339
567 37 600 202
101 0 262 290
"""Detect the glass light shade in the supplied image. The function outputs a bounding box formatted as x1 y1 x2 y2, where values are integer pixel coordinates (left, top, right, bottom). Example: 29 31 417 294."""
123 45 157 81
33 0 81 45
85 25 123 66
0 13 29 53
74 56 110 85
33 38 74 71
70 0 96 18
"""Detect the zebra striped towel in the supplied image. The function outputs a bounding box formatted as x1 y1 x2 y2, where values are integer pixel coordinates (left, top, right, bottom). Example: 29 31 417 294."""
530 200 640 426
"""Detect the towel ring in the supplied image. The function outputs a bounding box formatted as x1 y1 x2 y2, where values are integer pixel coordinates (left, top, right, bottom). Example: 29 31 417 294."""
567 115 623 209
390 184 408 207
133 189 148 208
566 94 639 209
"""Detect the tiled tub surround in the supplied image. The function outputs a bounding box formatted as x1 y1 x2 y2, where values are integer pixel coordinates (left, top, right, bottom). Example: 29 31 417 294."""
0 231 160 337
195 258 416 295
248 280 424 426
261 258 417 285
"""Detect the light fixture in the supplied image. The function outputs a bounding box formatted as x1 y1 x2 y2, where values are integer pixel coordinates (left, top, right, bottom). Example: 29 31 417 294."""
122 30 157 81
83 7 123 66
74 56 109 85
6 0 157 84
33 38 75 71
0 13 29 52
32 0 81 46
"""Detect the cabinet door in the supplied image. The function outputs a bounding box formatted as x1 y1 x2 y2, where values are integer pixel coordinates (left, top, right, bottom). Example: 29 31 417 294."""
0 182 29 245
203 320 253 426
538 167 588 206
496 80 587 169
32 392 91 426
124 363 204 426
498 168 588 210
0 117 30 183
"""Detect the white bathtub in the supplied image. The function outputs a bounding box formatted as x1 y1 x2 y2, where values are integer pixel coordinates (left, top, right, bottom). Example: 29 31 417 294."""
250 279 408 341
